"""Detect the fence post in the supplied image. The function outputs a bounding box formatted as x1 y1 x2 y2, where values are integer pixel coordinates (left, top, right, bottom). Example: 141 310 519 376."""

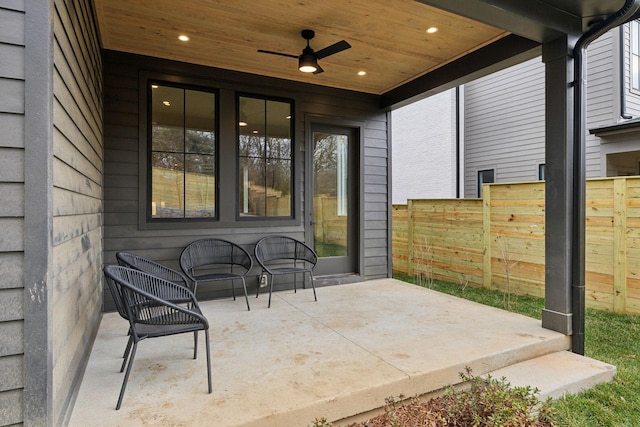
407 199 415 278
483 184 492 289
613 178 627 313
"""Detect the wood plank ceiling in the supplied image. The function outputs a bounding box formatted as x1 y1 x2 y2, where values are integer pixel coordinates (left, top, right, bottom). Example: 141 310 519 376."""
93 0 509 95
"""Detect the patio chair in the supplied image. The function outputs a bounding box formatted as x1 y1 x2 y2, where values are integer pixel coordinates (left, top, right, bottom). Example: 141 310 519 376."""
115 252 196 367
180 238 253 311
254 235 318 308
103 265 211 410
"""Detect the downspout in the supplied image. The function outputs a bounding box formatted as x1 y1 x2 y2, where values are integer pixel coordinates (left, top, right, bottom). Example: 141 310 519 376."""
455 86 461 198
572 0 640 355
620 26 633 120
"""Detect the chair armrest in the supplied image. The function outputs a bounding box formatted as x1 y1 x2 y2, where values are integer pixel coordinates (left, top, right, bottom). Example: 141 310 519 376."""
123 280 208 327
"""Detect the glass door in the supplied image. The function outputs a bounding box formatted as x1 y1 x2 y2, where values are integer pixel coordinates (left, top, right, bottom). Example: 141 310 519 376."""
310 124 358 275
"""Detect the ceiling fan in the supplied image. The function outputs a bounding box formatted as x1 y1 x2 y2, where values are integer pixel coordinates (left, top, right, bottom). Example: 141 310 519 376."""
258 29 351 74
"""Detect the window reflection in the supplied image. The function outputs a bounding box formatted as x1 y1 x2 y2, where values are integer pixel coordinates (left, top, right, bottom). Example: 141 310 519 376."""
150 84 216 219
238 96 293 218
313 132 349 256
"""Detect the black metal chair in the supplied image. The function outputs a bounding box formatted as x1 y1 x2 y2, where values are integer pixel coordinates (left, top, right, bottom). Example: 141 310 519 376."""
103 265 212 410
115 252 197 367
180 238 253 311
254 235 318 307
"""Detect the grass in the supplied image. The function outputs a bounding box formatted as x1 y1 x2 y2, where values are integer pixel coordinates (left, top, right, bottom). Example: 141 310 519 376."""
313 241 346 258
395 274 640 426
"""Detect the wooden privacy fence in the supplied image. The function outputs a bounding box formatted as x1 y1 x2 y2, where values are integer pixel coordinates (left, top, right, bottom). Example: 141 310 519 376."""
392 177 640 315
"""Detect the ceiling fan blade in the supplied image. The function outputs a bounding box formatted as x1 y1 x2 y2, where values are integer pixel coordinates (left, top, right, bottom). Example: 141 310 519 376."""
313 63 324 75
315 40 351 59
257 49 298 59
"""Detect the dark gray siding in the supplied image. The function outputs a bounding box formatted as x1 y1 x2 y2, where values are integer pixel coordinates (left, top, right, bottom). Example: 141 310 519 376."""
0 1 25 425
51 0 103 424
103 51 389 307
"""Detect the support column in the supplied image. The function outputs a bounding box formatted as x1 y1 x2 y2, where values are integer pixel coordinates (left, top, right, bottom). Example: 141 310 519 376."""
542 35 580 336
24 0 54 425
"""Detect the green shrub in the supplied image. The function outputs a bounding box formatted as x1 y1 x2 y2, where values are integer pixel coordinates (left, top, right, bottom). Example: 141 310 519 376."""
313 368 556 427
433 368 555 426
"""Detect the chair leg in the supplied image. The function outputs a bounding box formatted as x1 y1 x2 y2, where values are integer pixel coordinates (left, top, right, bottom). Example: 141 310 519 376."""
294 272 297 293
120 335 133 373
193 331 198 359
268 275 274 308
205 329 212 393
122 329 132 357
256 272 263 298
116 341 138 410
241 277 250 311
310 272 317 302
231 278 236 301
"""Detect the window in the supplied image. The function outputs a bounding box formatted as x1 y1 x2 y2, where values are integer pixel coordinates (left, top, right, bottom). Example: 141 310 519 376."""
477 169 494 197
538 164 546 180
148 83 217 220
238 95 293 218
632 20 640 91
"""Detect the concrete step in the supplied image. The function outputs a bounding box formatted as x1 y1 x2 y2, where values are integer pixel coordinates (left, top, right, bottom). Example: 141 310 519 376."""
488 350 617 401
337 351 616 426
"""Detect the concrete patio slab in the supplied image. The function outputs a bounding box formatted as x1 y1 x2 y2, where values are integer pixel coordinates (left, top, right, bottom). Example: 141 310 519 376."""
67 278 612 426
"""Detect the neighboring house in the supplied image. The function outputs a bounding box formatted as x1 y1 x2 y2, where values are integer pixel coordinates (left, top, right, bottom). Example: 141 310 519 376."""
1 1 634 425
393 22 640 198
391 90 459 203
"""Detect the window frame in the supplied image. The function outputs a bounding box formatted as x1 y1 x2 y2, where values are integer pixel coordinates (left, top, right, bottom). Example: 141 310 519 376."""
236 92 295 221
138 73 221 229
477 169 495 197
147 80 219 223
631 20 640 92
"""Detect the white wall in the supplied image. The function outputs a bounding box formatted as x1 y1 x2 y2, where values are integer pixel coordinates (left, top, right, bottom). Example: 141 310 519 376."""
391 89 457 204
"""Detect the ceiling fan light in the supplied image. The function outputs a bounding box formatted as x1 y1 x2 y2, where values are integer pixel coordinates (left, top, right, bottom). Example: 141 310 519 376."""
298 53 318 73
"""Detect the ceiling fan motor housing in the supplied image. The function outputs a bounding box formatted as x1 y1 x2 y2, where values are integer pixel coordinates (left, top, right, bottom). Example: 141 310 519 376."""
301 29 315 41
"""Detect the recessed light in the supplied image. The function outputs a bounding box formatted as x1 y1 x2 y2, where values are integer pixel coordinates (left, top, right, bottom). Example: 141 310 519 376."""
178 34 190 42
239 121 248 127
151 84 159 89
252 130 259 134
358 71 367 76
162 101 171 106
286 115 291 120
426 27 438 34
